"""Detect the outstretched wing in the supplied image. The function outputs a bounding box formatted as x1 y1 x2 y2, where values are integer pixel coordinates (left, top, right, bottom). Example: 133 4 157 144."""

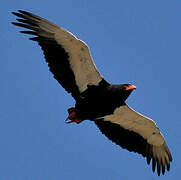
12 10 103 99
95 104 172 176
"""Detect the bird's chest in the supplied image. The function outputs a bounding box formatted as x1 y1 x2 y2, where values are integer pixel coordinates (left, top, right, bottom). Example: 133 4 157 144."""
75 88 123 120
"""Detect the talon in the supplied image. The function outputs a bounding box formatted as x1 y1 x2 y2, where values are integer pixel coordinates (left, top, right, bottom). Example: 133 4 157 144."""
65 107 83 124
66 118 83 124
67 107 76 114
67 111 76 120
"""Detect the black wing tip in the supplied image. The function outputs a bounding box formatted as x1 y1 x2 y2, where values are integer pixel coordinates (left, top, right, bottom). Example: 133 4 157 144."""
12 10 29 14
157 164 161 176
12 10 24 16
150 157 172 176
18 10 32 16
12 10 35 19
166 162 170 171
18 10 27 13
11 22 19 26
170 154 173 162
20 30 37 35
152 158 156 173
11 11 17 15
146 156 151 165
11 22 26 28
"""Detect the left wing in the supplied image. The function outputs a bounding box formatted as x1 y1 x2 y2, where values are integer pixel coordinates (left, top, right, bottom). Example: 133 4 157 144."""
12 10 103 100
95 104 172 176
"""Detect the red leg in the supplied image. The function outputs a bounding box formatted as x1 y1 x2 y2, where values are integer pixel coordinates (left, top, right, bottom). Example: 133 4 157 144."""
67 107 76 114
65 107 83 124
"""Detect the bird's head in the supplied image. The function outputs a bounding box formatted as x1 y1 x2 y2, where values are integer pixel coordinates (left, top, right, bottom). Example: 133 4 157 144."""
124 84 137 91
120 84 136 101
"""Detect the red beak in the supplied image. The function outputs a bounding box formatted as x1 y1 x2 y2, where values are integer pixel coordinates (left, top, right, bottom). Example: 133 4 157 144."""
125 85 136 91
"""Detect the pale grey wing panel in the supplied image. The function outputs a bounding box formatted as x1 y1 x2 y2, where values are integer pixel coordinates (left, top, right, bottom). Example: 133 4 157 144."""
55 31 103 92
103 105 165 146
12 10 103 99
95 105 172 175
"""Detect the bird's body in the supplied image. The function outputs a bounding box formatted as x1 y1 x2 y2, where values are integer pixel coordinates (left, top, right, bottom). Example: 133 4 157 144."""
74 80 131 121
12 10 172 176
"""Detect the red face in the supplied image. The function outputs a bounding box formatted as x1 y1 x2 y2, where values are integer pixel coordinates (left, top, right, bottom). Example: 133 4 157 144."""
125 84 137 91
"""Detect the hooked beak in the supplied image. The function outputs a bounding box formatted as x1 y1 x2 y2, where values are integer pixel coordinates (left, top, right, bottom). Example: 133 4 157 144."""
125 85 136 91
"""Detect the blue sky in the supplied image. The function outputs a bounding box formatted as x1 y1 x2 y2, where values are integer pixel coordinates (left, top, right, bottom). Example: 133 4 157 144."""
1 0 180 179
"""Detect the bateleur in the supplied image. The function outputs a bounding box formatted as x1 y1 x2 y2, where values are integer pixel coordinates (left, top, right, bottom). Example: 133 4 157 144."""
12 10 172 176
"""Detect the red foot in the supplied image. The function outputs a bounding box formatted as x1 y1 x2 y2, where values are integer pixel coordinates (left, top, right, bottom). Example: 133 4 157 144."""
67 107 76 114
65 107 83 124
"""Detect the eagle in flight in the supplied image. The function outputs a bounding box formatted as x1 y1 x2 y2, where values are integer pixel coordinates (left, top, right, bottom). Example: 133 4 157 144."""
12 10 172 176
